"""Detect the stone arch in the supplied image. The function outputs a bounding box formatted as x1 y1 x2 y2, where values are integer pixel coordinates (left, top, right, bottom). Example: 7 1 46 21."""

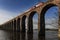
9 22 11 30
28 11 38 33
40 4 58 36
8 22 10 30
11 21 13 31
17 18 20 32
13 19 16 31
21 15 27 32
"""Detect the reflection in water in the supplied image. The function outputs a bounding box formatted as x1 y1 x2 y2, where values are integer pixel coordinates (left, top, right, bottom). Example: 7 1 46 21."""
27 32 33 40
20 32 26 40
13 31 20 40
16 32 20 40
38 35 45 40
0 30 59 40
45 31 58 40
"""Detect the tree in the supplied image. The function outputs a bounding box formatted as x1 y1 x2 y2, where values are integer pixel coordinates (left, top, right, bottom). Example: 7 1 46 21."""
45 12 59 29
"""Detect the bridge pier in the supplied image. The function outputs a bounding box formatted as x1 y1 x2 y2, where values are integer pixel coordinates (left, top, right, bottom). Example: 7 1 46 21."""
12 21 14 32
21 19 25 32
13 20 16 31
39 17 45 36
58 7 60 38
20 15 26 32
11 21 13 31
8 22 11 31
9 22 11 30
27 16 33 33
11 22 13 31
8 23 10 30
16 18 20 32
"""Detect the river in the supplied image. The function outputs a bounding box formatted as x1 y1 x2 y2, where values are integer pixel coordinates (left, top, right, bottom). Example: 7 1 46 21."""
0 30 58 40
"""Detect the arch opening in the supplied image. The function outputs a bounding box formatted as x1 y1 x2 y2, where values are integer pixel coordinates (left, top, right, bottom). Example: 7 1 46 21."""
40 4 59 38
33 13 38 40
45 6 59 39
11 21 13 31
10 22 12 30
17 18 20 32
27 11 38 40
28 11 38 33
14 20 16 31
8 23 10 30
21 15 27 32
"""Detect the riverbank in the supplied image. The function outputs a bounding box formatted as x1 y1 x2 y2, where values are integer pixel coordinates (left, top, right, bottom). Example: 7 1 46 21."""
34 29 58 31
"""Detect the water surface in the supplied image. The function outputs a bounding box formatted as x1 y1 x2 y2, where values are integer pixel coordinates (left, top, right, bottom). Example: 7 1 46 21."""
0 30 58 40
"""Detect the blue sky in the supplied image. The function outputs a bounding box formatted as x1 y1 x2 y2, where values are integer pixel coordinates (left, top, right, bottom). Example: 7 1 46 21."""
0 0 47 13
0 0 38 13
0 0 47 24
33 6 58 29
45 7 58 29
0 0 59 29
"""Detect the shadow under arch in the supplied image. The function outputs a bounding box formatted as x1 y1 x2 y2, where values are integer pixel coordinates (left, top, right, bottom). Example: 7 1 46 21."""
11 21 13 31
13 19 16 32
21 15 27 32
17 18 20 32
28 11 38 33
39 4 58 36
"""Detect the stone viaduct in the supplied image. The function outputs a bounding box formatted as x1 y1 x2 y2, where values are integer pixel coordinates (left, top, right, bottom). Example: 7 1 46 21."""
0 0 60 37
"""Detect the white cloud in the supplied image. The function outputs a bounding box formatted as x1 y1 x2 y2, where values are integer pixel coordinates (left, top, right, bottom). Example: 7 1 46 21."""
32 18 58 29
0 9 19 25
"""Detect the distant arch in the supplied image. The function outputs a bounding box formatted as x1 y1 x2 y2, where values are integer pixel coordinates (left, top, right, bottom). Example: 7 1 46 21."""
11 21 13 30
13 20 16 31
17 18 20 32
28 11 38 32
21 15 27 32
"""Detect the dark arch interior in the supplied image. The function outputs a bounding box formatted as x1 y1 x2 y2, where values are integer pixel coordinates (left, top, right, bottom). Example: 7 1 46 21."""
14 20 16 31
17 18 20 31
29 11 37 18
22 15 26 32
8 23 9 27
9 22 11 28
28 11 38 32
9 22 11 30
7 23 10 30
40 4 57 36
11 21 13 30
8 23 11 30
